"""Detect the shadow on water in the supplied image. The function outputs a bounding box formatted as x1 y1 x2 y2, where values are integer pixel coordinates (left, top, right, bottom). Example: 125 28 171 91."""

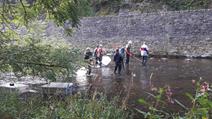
76 58 212 112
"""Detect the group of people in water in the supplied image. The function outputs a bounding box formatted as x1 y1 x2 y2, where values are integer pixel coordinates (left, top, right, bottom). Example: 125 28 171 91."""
84 41 149 75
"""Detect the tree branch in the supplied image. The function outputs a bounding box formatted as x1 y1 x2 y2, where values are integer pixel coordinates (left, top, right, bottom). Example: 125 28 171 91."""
16 61 67 68
20 0 28 24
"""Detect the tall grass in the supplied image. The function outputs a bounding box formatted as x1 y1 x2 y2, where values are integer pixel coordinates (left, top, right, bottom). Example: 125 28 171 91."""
0 92 130 119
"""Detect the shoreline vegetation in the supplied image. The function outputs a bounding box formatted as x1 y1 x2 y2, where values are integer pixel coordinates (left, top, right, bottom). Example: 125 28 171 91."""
0 75 211 119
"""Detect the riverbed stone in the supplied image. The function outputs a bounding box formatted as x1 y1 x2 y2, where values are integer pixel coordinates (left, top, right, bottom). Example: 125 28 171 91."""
0 83 29 93
41 82 77 95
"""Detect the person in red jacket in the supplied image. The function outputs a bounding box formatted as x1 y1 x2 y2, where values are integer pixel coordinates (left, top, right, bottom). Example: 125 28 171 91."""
94 44 103 67
125 40 133 65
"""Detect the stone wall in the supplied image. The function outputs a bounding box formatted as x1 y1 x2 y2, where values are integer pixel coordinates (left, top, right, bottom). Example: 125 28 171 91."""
69 9 212 58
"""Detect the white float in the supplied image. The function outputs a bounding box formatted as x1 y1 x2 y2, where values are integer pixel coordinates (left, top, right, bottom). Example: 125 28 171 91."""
102 55 111 66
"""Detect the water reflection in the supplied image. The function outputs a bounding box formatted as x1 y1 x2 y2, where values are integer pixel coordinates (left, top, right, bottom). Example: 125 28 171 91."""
101 67 111 78
76 67 87 88
75 58 212 112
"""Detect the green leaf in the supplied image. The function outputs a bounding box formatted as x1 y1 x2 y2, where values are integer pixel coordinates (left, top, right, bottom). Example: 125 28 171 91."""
174 99 188 110
138 98 148 105
185 93 194 101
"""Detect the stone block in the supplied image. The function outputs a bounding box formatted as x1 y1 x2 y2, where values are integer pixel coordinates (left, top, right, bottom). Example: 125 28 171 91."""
41 82 77 95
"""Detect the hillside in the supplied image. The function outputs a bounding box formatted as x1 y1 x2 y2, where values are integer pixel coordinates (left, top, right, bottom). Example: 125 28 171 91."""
1 0 211 17
90 0 212 16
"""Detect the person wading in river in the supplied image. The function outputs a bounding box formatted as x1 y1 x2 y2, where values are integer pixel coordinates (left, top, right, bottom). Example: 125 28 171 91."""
140 42 149 66
125 40 133 65
94 44 103 67
84 47 93 75
114 48 123 74
119 45 125 69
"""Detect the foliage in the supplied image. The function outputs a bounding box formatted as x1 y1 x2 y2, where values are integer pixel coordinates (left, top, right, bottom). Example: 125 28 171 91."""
132 0 211 11
136 88 170 119
77 0 95 17
183 81 212 119
136 81 212 119
90 0 123 15
0 0 93 27
90 0 212 15
1 40 81 81
0 21 82 81
161 0 211 11
0 0 93 42
0 92 130 119
0 0 93 81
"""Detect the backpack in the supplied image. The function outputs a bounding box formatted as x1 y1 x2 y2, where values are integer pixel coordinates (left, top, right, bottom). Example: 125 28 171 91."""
95 48 102 57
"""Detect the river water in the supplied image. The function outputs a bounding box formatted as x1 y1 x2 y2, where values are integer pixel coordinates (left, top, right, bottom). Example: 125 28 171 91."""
76 58 212 112
1 57 211 113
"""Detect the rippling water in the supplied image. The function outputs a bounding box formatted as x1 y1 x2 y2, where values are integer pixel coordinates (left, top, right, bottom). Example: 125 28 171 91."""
76 58 212 112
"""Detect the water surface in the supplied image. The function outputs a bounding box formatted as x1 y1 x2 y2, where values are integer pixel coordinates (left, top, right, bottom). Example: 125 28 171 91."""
76 58 212 112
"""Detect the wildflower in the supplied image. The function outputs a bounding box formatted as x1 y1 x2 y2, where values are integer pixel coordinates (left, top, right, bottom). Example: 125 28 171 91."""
192 80 196 84
200 82 209 94
165 85 174 104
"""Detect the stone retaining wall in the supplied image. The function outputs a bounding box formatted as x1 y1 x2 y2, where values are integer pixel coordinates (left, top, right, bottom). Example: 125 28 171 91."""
69 9 212 58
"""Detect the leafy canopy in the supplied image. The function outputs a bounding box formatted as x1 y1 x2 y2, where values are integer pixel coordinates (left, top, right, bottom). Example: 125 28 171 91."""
0 0 92 81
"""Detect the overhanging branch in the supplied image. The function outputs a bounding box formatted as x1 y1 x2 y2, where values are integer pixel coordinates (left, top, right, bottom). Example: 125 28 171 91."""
16 61 68 69
20 0 28 24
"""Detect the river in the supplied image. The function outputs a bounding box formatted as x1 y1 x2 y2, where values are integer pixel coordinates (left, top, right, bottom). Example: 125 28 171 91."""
76 57 212 113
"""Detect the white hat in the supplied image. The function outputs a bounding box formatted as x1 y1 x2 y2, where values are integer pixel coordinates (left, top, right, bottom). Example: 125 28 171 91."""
128 40 132 44
86 47 90 51
99 44 103 47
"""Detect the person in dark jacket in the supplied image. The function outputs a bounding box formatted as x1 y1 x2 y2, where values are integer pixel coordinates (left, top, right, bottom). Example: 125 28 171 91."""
114 49 123 74
84 47 93 75
119 46 125 69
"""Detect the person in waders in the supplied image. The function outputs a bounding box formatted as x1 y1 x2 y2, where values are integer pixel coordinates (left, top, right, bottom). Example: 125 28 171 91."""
119 46 125 69
94 44 103 67
114 49 123 74
125 40 133 65
140 42 149 66
84 47 93 75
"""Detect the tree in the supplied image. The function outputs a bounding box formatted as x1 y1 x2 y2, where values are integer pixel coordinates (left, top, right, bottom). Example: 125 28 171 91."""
0 0 92 81
161 0 211 10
